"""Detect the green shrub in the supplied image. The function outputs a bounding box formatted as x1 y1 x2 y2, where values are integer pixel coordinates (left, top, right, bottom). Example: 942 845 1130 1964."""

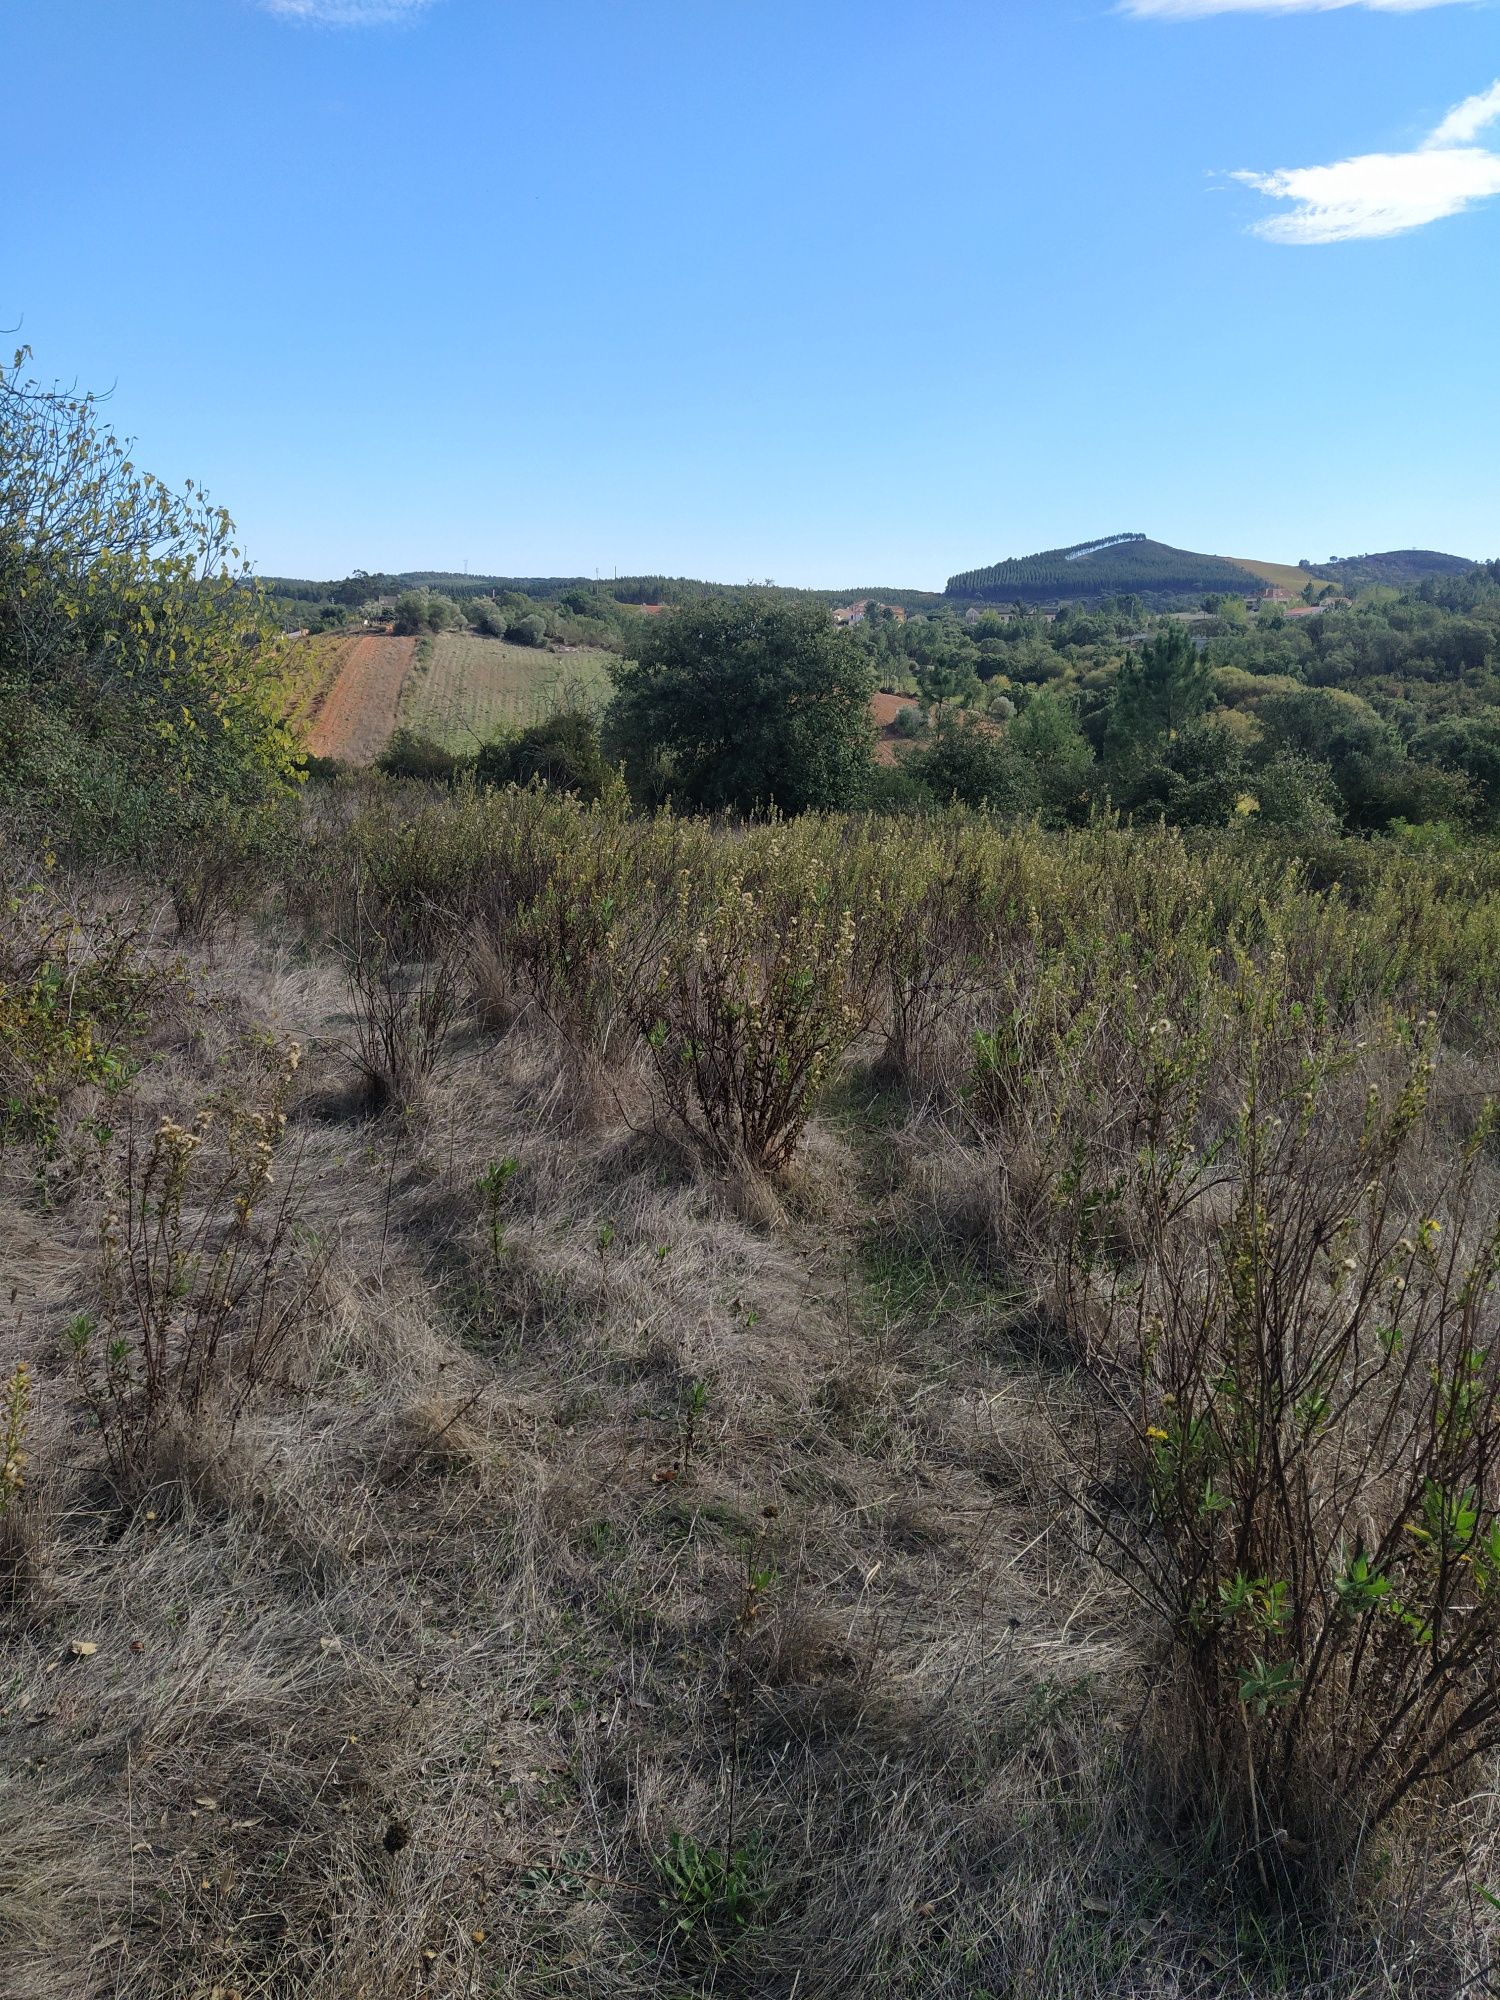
905 719 1038 814
392 591 431 637
469 793 702 1092
473 709 611 802
0 855 149 1163
1082 1003 1500 1862
1 351 297 858
641 851 859 1176
337 869 466 1113
1246 752 1343 836
468 598 509 638
376 730 469 784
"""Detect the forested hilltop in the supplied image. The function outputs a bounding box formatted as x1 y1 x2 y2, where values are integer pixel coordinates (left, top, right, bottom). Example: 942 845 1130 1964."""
946 532 1265 605
1319 548 1478 591
944 531 1474 609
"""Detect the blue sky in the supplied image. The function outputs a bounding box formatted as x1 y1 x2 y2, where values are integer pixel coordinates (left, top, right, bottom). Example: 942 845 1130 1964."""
6 0 1498 587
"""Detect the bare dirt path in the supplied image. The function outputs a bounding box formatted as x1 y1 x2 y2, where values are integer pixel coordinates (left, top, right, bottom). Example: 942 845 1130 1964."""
305 635 416 763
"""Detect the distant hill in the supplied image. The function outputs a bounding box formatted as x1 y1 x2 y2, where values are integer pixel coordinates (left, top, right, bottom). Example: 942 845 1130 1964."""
945 535 1264 607
264 546 1483 621
944 535 1478 608
1317 549 1475 591
264 570 596 606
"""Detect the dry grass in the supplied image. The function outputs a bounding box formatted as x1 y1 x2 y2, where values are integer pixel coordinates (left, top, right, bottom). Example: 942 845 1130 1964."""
1231 557 1323 600
3 838 1499 2000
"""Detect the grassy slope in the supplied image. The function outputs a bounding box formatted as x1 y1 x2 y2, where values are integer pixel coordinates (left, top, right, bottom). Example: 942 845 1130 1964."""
397 633 616 751
1230 557 1325 596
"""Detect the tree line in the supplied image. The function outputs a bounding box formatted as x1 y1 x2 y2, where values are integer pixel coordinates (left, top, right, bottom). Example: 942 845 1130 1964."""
6 345 1500 860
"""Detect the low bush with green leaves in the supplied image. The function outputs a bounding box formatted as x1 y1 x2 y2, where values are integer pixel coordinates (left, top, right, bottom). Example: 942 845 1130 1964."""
0 852 149 1163
641 847 860 1177
655 1831 773 1954
1082 998 1500 1859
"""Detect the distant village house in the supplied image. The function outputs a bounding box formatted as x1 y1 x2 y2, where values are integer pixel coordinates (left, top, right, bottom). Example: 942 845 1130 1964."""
834 600 907 627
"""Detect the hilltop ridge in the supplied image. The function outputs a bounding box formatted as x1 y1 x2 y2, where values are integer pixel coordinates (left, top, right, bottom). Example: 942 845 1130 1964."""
264 540 1480 621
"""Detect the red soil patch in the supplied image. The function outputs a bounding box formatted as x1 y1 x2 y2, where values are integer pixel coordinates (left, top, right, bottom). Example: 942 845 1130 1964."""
871 690 921 767
305 635 417 764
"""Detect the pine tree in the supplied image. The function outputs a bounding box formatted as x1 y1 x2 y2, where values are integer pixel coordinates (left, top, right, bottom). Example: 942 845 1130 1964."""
1106 622 1215 764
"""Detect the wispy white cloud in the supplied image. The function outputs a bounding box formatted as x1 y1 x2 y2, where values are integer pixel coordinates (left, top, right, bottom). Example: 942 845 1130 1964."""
1425 79 1500 147
261 0 435 24
1235 147 1500 239
1233 79 1500 241
1124 0 1467 16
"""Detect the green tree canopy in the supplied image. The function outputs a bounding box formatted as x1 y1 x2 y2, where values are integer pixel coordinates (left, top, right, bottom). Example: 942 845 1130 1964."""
1250 752 1343 836
1007 687 1095 821
1412 715 1500 819
606 595 875 814
905 718 1037 815
0 347 294 847
1118 718 1249 829
392 590 431 635
505 612 548 648
1254 685 1397 769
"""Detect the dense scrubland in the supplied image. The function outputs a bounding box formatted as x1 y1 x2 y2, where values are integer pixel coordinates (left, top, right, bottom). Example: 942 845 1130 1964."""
12 349 1500 1998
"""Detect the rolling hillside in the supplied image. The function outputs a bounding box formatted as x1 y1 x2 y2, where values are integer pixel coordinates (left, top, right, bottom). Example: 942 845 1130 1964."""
305 635 417 764
282 630 363 738
283 630 614 764
1231 556 1323 597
